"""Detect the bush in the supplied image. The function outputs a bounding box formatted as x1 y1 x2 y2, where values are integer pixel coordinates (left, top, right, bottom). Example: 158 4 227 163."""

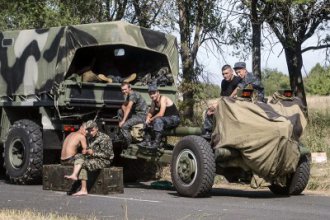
304 64 330 96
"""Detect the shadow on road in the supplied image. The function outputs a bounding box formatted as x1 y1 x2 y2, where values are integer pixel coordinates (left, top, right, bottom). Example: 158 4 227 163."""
125 181 176 191
211 187 280 199
167 187 288 199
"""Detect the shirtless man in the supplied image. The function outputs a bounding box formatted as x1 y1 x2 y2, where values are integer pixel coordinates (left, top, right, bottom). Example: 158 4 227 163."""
60 123 88 166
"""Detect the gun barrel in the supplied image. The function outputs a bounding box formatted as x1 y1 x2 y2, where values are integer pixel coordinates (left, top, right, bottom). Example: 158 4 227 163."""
164 127 202 136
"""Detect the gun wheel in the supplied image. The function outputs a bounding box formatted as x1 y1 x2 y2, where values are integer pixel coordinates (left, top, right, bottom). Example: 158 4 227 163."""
171 135 215 197
269 154 310 195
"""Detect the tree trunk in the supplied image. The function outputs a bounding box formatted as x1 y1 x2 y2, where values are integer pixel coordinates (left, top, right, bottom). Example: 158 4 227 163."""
251 0 261 80
180 43 195 120
284 46 308 108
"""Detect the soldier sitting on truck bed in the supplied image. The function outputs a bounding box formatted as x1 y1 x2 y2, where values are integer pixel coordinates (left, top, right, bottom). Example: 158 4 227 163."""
65 120 114 196
138 84 180 152
60 123 88 166
118 82 148 146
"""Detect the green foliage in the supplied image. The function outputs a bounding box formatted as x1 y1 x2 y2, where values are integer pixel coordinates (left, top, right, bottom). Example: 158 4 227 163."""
178 81 220 126
0 0 82 30
261 68 290 96
304 64 330 96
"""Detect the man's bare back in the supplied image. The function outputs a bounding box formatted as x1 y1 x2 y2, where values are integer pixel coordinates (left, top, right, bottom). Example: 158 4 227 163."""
61 125 87 160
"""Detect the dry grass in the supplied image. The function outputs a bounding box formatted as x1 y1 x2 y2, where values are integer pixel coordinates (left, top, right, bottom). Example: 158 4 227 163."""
308 163 330 191
307 96 330 112
0 209 89 220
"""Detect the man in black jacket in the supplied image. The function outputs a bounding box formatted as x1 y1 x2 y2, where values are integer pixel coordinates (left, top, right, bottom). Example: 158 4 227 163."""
202 64 241 139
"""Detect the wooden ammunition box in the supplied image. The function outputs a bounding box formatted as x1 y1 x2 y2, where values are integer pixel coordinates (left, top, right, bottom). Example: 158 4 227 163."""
43 164 124 195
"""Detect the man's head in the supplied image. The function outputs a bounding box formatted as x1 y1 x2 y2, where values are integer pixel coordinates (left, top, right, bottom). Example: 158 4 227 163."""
148 84 160 101
85 120 98 137
233 62 248 79
121 82 132 96
79 122 87 136
221 64 234 81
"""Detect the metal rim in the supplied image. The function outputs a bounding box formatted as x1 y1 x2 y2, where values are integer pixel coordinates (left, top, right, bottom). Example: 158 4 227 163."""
175 149 198 186
8 138 25 169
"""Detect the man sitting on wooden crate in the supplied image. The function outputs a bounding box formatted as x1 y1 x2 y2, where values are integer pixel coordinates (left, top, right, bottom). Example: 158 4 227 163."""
60 122 88 166
65 120 114 196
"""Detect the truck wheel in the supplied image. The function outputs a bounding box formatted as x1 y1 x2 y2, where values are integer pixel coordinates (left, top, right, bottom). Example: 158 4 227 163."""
171 135 215 197
3 119 43 184
269 155 310 195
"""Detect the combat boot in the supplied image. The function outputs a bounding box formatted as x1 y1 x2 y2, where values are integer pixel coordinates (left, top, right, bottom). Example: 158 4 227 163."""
123 73 137 83
201 130 212 141
148 132 162 151
97 74 113 83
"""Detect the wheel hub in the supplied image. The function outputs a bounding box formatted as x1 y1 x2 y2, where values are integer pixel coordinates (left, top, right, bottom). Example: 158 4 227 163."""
9 138 25 168
176 149 197 185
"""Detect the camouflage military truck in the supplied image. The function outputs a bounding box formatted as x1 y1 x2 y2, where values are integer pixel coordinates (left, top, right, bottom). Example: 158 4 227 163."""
170 90 311 197
0 21 194 184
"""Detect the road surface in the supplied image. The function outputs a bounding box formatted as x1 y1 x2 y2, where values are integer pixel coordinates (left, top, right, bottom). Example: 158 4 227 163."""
0 178 329 220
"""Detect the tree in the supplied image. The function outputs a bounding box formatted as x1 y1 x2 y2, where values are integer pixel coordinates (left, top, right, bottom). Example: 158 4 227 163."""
261 0 330 107
304 64 330 95
0 0 77 30
175 0 225 120
261 69 290 96
0 0 168 30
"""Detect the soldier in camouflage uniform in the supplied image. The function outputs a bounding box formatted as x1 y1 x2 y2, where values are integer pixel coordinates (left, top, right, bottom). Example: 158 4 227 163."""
231 62 265 101
138 84 180 152
118 82 148 146
65 120 114 196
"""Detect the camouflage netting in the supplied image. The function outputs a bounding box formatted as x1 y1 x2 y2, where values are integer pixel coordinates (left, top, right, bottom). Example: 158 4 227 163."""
212 97 307 182
0 21 178 97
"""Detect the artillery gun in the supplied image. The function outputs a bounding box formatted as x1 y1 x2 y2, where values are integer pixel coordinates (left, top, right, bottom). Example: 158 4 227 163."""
170 89 311 197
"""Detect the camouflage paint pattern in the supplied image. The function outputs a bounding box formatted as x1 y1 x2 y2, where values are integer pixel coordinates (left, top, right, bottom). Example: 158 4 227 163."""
0 21 179 99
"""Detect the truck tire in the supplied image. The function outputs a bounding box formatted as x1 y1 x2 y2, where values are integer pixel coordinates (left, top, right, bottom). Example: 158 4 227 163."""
269 155 310 195
171 135 215 197
3 119 43 184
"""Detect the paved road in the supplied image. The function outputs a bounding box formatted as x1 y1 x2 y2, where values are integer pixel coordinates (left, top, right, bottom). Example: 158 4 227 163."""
0 178 329 220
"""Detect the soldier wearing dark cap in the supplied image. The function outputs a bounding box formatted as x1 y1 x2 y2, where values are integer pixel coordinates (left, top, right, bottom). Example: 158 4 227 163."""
119 82 148 146
232 61 264 101
65 120 114 196
139 84 180 151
